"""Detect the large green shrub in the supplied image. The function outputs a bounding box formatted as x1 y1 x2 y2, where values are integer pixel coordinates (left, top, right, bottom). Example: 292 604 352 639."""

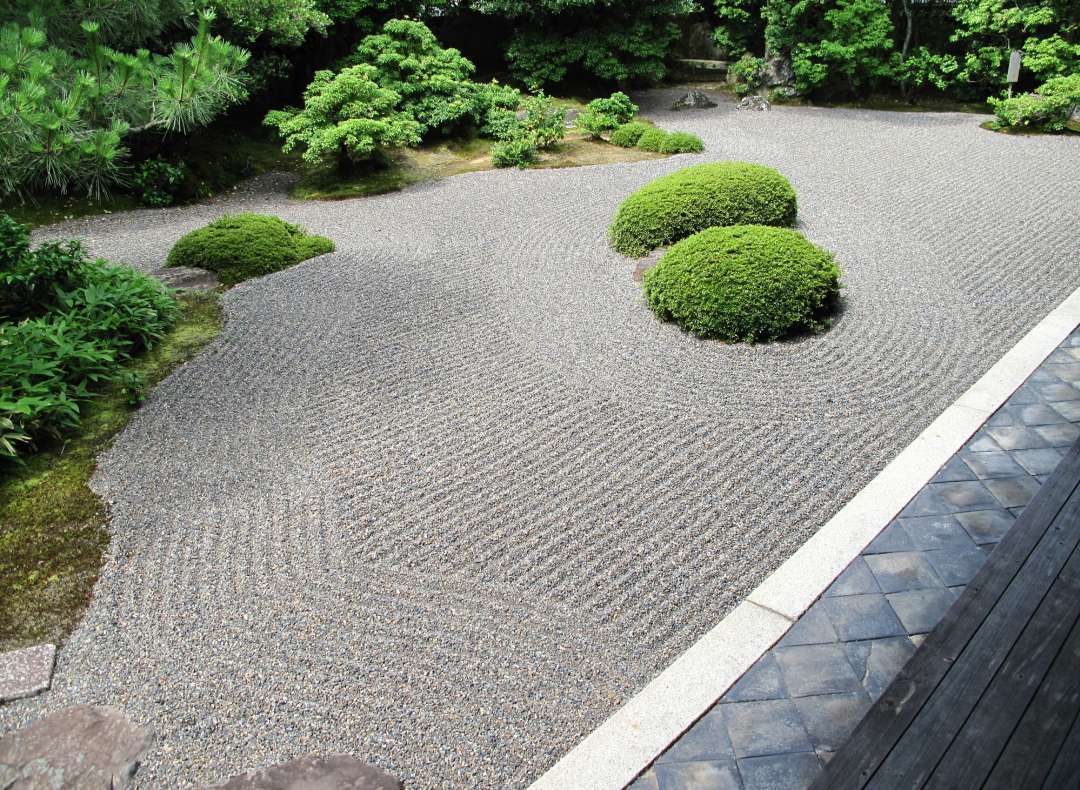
576 92 640 138
0 214 177 459
610 121 652 148
610 162 797 257
166 214 334 286
991 74 1080 131
264 64 422 171
643 225 840 342
635 128 669 152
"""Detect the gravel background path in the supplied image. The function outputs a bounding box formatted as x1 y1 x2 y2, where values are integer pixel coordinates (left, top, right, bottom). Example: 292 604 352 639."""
4 91 1079 789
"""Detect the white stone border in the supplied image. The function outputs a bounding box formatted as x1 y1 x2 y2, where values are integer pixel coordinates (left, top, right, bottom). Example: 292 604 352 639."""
529 285 1080 790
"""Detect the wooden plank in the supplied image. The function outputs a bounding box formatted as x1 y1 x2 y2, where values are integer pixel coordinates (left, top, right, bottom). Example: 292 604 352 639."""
926 538 1080 787
1037 704 1080 790
871 481 1080 786
983 602 1080 787
812 439 1080 790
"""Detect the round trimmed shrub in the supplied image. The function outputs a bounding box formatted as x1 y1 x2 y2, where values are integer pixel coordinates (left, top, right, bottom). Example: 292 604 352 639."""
166 213 334 286
643 225 840 342
635 127 668 152
659 131 704 154
610 121 651 148
610 162 797 257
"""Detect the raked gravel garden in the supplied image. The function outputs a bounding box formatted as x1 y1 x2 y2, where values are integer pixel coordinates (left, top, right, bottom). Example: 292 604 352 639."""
3 89 1080 788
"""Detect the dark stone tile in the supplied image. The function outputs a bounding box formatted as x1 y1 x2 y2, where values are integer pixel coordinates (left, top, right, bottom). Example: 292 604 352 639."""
1034 422 1080 447
887 588 957 634
777 603 838 647
1050 400 1080 422
864 552 944 593
986 409 1015 428
1045 362 1080 384
793 692 872 751
1005 385 1045 406
955 509 1015 544
931 456 976 483
934 481 1001 512
655 761 741 790
924 544 988 586
863 522 915 554
825 558 880 597
961 451 1027 479
723 653 787 703
659 708 735 764
1008 404 1068 427
1009 506 1026 518
774 644 862 698
722 699 813 759
820 594 906 641
897 515 975 551
1011 447 1065 476
1028 369 1062 384
1035 382 1080 402
843 636 917 701
1045 350 1076 364
984 475 1041 509
629 770 661 790
964 431 1002 453
987 425 1051 451
738 753 822 790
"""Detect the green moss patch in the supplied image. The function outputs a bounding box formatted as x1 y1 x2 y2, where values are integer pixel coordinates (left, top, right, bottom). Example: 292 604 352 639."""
0 291 222 651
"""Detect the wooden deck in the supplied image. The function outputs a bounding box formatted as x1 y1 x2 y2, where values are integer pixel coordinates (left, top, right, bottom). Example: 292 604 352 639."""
813 437 1080 789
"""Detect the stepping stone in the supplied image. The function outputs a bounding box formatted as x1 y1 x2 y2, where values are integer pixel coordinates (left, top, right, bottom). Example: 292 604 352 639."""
0 643 55 702
155 266 220 290
207 755 403 789
0 705 153 789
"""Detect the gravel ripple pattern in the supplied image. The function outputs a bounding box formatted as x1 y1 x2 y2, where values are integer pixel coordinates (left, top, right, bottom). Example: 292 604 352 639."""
4 92 1080 789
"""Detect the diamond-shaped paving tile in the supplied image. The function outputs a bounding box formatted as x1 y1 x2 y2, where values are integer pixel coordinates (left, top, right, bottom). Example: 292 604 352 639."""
722 699 813 759
793 692 872 752
777 603 838 647
1011 448 1065 476
658 708 735 764
961 451 1027 479
895 515 973 551
924 544 988 586
722 653 788 703
986 425 1050 450
820 594 906 642
654 760 741 790
843 637 917 701
774 644 862 698
825 558 880 597
954 509 1015 544
887 588 958 635
865 552 944 593
984 475 1041 509
737 753 822 790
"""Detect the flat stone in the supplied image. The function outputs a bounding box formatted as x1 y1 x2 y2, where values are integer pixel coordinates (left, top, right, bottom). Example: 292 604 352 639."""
820 594 906 642
777 602 838 646
931 456 976 483
864 552 944 593
654 759 741 789
1034 422 1080 447
1008 404 1067 426
207 755 402 789
1050 400 1080 421
0 644 55 702
0 705 153 789
825 557 880 597
793 692 872 751
924 544 988 587
843 636 917 701
721 699 813 759
961 451 1027 479
954 509 1015 544
896 516 973 551
887 588 957 635
737 752 822 790
774 644 862 698
986 426 1050 450
984 475 1041 509
722 653 787 703
1011 448 1065 476
863 522 915 554
657 708 735 763
155 266 220 290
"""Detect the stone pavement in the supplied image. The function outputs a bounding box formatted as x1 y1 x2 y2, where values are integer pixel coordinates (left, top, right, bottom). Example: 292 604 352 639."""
630 327 1080 790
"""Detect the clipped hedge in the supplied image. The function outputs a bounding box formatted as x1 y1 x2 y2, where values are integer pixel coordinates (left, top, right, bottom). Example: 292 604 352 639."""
659 131 705 154
610 121 652 148
166 214 334 286
610 162 797 256
643 225 840 342
635 127 669 152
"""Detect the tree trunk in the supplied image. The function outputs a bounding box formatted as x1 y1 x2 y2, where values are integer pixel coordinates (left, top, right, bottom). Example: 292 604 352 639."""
900 0 915 101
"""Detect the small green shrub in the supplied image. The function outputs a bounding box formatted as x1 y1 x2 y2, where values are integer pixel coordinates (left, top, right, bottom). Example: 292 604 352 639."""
577 92 640 137
991 74 1080 132
730 54 768 96
492 138 538 168
610 162 798 256
0 214 178 459
610 121 652 148
636 128 669 152
132 158 189 207
659 131 705 154
166 214 335 286
643 225 840 342
518 93 567 149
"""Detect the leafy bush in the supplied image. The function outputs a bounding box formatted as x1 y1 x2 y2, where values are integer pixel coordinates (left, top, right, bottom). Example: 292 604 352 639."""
610 121 652 148
264 65 422 171
132 158 189 207
636 128 669 152
577 92 640 138
0 215 178 459
659 131 705 153
166 214 334 286
730 54 768 96
991 92 1073 131
643 225 840 342
491 138 538 168
610 162 797 256
474 80 524 137
1042 74 1080 104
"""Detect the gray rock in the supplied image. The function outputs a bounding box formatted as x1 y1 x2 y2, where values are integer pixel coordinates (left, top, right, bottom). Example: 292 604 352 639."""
0 644 55 702
207 755 402 790
737 95 771 112
763 55 794 88
155 265 220 290
0 705 153 789
671 90 718 111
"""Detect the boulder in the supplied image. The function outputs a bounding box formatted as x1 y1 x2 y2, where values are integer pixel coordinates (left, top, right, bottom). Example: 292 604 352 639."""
737 95 771 112
0 705 153 789
671 90 718 111
207 755 403 790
